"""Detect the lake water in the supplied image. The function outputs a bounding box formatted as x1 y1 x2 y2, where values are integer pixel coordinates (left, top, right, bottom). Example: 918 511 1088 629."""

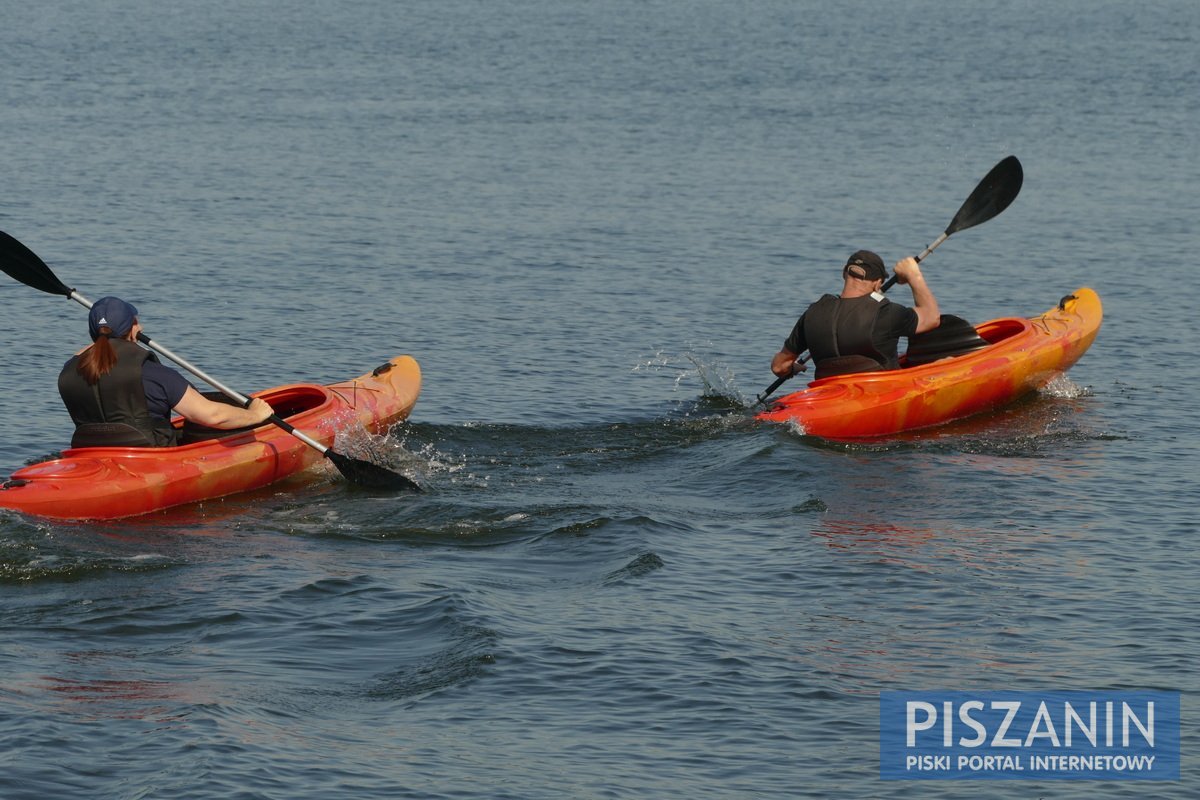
2 1 1197 797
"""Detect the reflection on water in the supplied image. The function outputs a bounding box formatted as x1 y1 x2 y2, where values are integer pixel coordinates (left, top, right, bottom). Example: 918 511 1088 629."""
798 504 1104 691
40 672 191 725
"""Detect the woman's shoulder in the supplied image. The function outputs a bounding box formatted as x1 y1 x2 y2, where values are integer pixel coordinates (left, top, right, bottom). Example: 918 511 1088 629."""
142 359 191 388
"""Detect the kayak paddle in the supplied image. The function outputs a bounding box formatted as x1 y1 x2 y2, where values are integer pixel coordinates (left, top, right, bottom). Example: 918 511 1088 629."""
0 230 420 491
755 155 1024 405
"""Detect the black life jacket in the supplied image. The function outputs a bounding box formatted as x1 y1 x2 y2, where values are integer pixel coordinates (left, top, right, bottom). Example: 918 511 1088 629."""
803 293 896 379
58 338 180 448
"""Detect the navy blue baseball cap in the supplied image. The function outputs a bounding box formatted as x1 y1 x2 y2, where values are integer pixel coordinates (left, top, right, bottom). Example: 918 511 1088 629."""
88 296 139 340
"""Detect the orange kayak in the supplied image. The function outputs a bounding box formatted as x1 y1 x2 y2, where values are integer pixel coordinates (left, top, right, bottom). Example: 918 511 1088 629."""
756 288 1101 438
0 355 421 520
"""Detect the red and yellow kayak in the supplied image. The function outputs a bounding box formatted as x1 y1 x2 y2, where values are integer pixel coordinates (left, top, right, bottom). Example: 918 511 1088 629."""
0 355 420 520
756 288 1101 438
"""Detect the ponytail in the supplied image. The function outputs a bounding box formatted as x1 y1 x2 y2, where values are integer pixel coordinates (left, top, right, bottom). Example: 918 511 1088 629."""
75 328 119 385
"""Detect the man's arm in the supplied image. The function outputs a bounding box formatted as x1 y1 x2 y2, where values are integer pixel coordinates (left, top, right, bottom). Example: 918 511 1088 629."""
893 257 940 334
771 348 800 378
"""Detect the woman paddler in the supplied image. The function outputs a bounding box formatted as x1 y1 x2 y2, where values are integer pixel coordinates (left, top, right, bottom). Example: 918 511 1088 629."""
58 296 273 447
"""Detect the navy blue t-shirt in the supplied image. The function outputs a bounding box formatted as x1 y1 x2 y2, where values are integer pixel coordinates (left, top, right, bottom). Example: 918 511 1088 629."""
142 361 192 419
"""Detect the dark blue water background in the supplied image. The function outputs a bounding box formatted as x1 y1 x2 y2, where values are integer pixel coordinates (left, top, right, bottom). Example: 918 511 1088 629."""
2 1 1197 797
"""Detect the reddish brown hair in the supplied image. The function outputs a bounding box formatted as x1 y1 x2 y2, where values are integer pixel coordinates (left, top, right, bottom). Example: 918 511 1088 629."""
75 327 124 385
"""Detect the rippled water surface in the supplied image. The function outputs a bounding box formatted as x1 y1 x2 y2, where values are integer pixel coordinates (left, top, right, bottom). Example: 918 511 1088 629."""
2 1 1198 797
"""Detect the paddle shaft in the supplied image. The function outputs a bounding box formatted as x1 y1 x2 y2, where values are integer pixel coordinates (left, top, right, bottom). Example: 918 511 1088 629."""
66 290 330 456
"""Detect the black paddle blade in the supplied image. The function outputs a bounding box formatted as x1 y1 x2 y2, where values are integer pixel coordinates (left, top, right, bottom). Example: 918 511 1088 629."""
0 230 74 296
945 156 1023 236
325 449 421 491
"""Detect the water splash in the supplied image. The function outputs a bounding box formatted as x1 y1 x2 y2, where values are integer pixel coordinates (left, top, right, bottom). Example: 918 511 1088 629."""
1038 373 1091 399
633 348 749 409
321 411 453 489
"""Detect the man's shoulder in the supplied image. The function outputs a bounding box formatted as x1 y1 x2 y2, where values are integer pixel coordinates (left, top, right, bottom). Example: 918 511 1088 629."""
877 299 919 333
878 297 913 314
809 293 842 309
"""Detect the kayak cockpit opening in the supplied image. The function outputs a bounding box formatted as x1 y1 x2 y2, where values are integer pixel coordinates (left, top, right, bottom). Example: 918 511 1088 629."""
178 385 329 444
901 316 1029 368
974 318 1028 344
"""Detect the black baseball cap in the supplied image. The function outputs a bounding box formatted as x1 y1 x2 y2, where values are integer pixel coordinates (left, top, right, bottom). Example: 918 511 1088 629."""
844 250 887 282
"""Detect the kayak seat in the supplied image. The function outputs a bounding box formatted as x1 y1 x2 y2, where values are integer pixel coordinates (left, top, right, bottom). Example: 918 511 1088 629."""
71 422 159 449
814 355 885 380
180 421 260 444
903 314 992 367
